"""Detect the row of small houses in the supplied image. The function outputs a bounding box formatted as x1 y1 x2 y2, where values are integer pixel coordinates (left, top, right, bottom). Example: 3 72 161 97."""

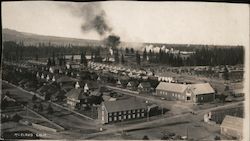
28 64 217 105
28 60 175 84
11 62 218 104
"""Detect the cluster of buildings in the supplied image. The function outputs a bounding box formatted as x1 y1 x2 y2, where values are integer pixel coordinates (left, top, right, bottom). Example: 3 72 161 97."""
144 44 195 59
88 61 153 79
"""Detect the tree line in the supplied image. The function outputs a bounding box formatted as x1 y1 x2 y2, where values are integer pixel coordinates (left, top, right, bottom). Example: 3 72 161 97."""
140 46 244 66
3 41 244 67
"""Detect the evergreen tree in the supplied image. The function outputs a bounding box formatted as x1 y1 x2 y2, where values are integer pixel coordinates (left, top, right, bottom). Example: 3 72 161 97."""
121 54 125 64
125 48 129 54
114 49 120 63
35 54 38 61
81 51 88 67
136 51 141 65
47 58 51 66
223 65 229 80
80 51 84 64
91 51 94 61
143 48 147 61
130 48 134 54
51 51 56 66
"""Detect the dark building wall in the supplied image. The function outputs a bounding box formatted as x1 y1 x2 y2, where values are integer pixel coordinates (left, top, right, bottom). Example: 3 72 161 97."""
138 88 151 94
107 109 146 123
211 106 244 124
193 93 214 103
99 108 146 124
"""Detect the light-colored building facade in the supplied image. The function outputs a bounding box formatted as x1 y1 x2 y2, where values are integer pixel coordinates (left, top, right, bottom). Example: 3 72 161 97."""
220 115 243 140
155 82 215 103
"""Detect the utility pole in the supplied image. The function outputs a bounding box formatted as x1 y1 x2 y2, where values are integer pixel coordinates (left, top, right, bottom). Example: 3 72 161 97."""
161 105 164 116
147 107 150 122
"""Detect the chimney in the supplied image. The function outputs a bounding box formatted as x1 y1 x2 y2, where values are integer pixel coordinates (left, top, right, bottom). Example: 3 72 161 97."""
84 83 89 92
75 82 80 89
46 75 50 81
36 72 39 77
52 76 56 82
41 73 44 79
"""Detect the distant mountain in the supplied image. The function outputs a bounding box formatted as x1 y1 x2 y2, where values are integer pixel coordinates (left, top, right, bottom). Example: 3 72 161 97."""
2 28 241 50
2 28 103 47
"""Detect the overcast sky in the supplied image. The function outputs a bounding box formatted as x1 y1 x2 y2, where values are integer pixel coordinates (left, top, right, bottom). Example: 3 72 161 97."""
2 1 249 46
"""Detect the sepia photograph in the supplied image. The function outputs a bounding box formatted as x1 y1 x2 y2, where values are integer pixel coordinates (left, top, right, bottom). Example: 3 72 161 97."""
1 1 249 140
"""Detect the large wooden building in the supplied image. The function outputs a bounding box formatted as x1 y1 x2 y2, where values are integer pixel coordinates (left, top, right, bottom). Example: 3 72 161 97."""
155 82 215 103
220 115 243 140
98 98 147 124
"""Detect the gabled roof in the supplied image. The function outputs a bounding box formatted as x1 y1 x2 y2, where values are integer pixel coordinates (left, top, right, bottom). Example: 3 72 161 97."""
117 79 128 85
189 83 215 95
138 82 151 88
127 81 139 87
103 98 147 113
156 82 215 95
220 115 243 132
65 88 88 100
156 82 188 93
56 76 79 83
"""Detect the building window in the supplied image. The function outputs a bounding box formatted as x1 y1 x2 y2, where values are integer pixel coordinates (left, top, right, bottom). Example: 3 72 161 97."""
142 113 145 117
119 116 121 120
137 113 140 117
123 115 126 119
114 112 117 116
201 97 203 100
119 112 122 115
128 115 131 119
114 116 117 121
133 114 135 118
109 113 112 116
124 111 127 114
133 110 135 113
128 110 131 114
109 117 112 122
141 109 144 112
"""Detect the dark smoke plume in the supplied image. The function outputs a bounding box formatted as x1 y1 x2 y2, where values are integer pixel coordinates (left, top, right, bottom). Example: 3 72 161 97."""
81 11 112 36
62 3 112 36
